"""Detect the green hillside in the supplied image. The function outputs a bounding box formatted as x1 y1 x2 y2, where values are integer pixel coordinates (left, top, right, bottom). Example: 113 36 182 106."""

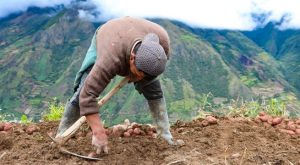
244 23 300 97
0 8 300 123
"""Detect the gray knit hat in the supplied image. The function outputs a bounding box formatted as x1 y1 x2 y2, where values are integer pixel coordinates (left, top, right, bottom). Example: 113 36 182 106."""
135 33 167 76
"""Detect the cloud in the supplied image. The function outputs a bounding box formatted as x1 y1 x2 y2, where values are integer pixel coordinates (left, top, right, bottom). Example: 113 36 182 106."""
1 0 300 30
78 0 300 30
0 0 72 18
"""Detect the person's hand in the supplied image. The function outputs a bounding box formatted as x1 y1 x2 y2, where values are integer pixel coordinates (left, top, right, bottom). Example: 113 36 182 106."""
85 113 108 154
92 130 108 154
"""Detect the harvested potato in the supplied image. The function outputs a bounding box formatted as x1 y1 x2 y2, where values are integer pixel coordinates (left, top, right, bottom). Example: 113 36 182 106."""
3 122 12 131
123 132 130 137
201 120 209 127
287 124 296 131
272 117 283 126
133 127 141 135
206 116 217 124
259 115 268 122
127 128 133 135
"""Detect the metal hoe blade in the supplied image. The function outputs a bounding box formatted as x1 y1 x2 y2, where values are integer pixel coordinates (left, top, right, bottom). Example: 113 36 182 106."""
48 133 102 160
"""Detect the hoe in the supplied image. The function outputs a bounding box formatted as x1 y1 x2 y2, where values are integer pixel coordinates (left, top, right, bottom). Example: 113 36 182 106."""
49 77 129 160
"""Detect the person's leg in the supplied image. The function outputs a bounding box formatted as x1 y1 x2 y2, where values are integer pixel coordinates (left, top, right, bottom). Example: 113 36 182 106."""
134 79 174 144
55 79 83 137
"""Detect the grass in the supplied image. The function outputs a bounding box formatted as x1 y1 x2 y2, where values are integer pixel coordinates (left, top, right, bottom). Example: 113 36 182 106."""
197 94 288 119
42 98 64 121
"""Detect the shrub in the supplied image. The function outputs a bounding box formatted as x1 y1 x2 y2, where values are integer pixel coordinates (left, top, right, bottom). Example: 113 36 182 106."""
43 98 64 121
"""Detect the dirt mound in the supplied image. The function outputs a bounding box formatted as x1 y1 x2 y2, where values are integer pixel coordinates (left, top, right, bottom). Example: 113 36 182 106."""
0 118 300 165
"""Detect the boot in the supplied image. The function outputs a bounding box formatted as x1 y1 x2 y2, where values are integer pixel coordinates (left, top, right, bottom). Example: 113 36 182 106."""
55 102 80 137
148 98 174 145
55 84 82 138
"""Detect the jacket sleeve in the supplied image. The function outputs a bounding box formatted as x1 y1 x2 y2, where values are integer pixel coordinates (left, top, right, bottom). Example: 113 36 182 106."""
79 55 119 116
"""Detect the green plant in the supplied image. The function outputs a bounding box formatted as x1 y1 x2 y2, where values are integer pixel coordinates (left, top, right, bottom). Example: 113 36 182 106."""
222 97 287 117
43 98 64 121
20 114 32 124
264 98 286 116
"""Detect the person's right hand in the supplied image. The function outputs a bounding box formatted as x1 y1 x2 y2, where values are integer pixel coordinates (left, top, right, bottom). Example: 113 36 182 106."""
92 130 108 154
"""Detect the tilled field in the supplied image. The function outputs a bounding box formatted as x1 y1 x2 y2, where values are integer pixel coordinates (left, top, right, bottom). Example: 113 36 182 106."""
0 116 300 165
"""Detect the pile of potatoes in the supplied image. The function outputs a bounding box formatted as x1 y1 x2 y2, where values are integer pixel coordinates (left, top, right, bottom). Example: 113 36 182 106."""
106 119 157 138
256 112 300 135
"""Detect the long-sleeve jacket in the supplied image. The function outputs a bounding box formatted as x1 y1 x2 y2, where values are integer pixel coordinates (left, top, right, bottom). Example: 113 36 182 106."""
79 17 170 115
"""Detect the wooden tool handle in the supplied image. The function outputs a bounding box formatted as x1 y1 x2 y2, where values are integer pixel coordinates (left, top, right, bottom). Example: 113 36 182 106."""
55 77 129 145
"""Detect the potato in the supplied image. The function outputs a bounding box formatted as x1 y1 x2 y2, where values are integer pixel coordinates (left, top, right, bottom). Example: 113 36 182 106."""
201 120 209 127
272 117 283 126
295 129 300 135
206 116 217 124
259 115 268 122
133 127 141 135
296 119 300 125
127 128 133 135
3 122 12 131
279 129 295 135
26 125 39 135
123 132 131 137
259 112 266 116
287 124 296 131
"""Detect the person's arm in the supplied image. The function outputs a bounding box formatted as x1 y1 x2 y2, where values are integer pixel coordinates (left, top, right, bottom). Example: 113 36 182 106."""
86 113 105 133
79 50 119 153
86 113 108 154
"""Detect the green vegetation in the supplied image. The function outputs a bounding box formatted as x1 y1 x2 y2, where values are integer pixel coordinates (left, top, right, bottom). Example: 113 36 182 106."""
42 98 64 121
197 97 287 118
240 72 259 87
20 114 32 124
0 9 300 124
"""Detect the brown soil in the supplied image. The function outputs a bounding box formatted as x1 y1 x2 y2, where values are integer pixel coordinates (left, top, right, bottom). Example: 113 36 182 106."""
0 118 300 165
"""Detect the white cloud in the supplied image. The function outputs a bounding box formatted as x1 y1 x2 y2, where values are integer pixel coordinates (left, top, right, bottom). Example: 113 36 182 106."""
81 0 300 30
1 0 300 30
0 0 72 18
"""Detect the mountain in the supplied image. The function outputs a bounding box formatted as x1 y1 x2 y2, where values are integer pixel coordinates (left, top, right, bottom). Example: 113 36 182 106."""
0 7 299 124
243 23 300 98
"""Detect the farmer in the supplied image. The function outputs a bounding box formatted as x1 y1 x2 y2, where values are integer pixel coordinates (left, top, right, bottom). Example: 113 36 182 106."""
55 17 177 153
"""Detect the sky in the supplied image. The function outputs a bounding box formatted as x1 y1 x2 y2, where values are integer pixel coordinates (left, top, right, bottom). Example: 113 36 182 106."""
0 0 300 30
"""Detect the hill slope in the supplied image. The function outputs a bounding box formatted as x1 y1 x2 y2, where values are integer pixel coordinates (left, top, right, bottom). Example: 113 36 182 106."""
0 7 300 123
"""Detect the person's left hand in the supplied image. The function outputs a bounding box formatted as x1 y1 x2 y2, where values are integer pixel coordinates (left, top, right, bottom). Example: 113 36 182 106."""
92 130 108 154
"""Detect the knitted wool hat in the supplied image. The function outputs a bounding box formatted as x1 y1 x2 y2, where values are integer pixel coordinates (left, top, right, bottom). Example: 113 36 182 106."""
135 33 167 76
